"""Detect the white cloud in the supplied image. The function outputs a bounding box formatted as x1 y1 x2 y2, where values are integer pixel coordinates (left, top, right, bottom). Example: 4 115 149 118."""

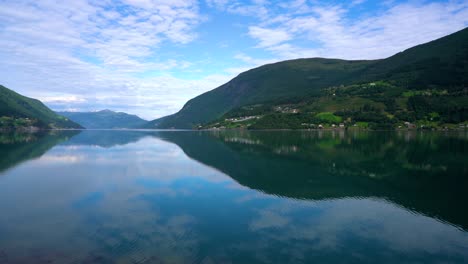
41 96 86 103
205 0 229 9
234 53 275 65
248 26 292 48
206 0 270 18
242 1 468 60
27 72 233 120
0 0 221 120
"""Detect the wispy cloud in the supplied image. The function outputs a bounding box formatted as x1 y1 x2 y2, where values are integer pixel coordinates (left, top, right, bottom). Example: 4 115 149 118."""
206 0 270 18
240 1 468 60
0 0 223 119
248 26 292 48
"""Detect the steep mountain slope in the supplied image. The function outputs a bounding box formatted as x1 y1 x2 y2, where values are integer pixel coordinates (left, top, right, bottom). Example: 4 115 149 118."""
0 85 82 129
58 110 147 129
150 27 468 129
148 59 374 128
140 114 173 129
363 26 468 88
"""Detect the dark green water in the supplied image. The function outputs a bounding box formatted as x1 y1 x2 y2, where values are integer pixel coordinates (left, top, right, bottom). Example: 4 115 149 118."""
0 130 467 263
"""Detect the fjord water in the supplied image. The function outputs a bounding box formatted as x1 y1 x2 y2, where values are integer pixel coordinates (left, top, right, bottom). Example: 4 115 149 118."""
0 130 467 263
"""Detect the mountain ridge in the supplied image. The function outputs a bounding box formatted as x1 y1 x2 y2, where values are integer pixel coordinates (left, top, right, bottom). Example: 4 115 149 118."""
58 110 147 129
0 85 82 130
146 27 468 129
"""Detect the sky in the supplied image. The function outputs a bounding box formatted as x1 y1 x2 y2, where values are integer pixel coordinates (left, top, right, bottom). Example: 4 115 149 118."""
0 0 467 120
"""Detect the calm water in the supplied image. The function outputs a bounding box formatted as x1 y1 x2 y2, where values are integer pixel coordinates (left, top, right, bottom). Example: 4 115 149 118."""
0 130 467 264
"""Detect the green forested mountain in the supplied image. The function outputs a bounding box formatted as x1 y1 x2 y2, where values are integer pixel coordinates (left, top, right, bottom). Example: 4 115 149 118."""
58 110 147 129
0 85 82 129
148 27 468 129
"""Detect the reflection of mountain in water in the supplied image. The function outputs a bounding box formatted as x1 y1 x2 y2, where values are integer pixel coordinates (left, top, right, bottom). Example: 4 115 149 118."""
63 130 154 148
0 130 80 173
157 130 468 230
0 130 156 174
2 129 467 230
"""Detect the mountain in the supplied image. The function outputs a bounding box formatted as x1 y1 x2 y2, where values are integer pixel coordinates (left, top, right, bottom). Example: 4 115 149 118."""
139 115 171 129
146 59 373 128
148 27 468 129
0 85 82 129
57 109 147 129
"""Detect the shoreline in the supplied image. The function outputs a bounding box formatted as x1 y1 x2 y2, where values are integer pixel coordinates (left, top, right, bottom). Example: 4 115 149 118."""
1 127 467 133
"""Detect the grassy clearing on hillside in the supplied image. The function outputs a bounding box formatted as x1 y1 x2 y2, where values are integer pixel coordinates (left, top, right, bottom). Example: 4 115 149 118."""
314 112 342 123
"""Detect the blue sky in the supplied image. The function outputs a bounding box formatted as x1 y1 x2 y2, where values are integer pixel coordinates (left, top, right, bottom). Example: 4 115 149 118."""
0 0 467 119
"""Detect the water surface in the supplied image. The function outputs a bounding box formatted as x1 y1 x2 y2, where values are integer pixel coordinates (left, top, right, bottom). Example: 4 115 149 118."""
0 130 467 263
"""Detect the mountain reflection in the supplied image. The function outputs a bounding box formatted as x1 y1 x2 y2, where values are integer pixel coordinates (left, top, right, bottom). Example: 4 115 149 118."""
63 130 154 148
1 129 467 231
157 130 468 230
0 130 79 173
1 129 467 263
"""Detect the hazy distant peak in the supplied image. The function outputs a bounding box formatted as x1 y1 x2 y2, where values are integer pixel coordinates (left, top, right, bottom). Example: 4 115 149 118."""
57 110 147 129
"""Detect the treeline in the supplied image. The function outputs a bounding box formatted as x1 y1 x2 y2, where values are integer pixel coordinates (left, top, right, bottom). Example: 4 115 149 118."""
406 96 468 123
203 80 468 130
0 116 42 130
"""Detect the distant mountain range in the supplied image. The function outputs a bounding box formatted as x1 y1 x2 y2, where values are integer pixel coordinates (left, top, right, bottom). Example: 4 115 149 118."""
0 85 82 130
57 110 147 129
145 27 468 129
0 85 146 130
